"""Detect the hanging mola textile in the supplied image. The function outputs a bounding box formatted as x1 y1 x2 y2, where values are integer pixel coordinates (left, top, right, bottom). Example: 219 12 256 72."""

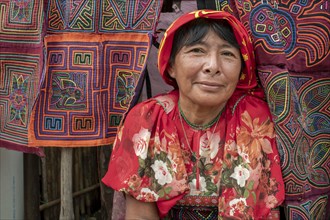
27 0 163 147
200 0 329 219
0 0 45 156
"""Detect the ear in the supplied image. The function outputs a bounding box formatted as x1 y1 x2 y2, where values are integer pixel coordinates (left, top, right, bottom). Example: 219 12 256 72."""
167 65 176 78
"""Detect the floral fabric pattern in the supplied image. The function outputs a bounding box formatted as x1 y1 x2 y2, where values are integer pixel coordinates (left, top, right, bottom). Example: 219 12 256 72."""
102 90 284 219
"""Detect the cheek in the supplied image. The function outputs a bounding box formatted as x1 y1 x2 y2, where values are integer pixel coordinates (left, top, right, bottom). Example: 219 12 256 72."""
229 80 239 93
223 63 241 81
175 63 196 80
226 69 241 84
222 68 240 93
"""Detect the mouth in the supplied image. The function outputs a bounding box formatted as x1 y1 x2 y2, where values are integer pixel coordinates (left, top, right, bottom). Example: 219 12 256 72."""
196 81 223 88
194 81 224 92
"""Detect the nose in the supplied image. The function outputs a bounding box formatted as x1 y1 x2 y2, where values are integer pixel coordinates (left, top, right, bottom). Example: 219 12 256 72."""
203 53 220 75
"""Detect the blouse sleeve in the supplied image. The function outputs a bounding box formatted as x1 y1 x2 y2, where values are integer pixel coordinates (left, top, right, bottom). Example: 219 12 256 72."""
102 94 189 214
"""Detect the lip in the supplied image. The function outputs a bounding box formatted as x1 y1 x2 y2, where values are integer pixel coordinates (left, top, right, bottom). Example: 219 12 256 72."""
195 81 224 92
196 81 222 87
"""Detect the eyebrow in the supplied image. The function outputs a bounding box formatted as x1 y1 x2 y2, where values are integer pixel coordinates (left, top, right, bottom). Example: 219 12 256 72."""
188 40 236 49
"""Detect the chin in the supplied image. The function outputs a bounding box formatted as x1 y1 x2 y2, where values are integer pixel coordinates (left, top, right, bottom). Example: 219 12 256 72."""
198 94 229 105
196 99 228 108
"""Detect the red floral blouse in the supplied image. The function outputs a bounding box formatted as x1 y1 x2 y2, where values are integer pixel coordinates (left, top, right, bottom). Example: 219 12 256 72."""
102 90 285 219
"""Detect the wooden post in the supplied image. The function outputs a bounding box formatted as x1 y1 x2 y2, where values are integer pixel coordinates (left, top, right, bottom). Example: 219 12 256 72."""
40 156 49 220
99 146 114 220
59 148 74 220
24 153 40 220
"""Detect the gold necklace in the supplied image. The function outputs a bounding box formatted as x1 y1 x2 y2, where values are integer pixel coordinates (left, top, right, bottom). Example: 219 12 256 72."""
178 104 223 162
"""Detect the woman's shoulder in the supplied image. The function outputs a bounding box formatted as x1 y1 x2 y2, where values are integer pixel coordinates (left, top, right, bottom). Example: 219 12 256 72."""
140 90 177 108
229 93 271 117
125 90 178 118
152 90 178 114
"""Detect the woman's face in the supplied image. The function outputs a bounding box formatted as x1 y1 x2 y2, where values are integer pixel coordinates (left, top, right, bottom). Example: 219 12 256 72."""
168 30 242 109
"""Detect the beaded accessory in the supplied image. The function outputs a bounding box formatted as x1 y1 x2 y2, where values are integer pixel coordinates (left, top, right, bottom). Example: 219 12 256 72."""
178 101 224 163
178 101 223 130
166 205 218 220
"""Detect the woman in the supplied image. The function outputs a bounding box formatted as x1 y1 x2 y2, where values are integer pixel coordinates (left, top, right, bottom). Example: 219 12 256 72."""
102 10 285 219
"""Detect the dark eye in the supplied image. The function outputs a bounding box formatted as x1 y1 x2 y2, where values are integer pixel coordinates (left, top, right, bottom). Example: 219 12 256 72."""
190 48 204 53
222 51 234 56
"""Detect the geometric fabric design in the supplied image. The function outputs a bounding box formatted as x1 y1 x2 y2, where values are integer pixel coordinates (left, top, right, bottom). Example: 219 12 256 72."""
46 0 97 32
169 206 218 220
285 194 329 220
0 0 44 155
28 32 151 147
99 0 162 32
247 1 329 70
46 0 162 33
0 0 162 153
0 0 43 44
0 47 44 156
259 69 330 203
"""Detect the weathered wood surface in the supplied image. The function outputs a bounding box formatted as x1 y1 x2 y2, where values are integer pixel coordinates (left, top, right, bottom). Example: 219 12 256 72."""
60 148 74 220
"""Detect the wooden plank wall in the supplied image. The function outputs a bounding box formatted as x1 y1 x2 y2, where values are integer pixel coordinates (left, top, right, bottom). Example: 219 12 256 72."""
39 147 101 220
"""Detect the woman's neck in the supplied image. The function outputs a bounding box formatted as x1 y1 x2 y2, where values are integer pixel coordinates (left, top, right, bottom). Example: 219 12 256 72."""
178 100 226 128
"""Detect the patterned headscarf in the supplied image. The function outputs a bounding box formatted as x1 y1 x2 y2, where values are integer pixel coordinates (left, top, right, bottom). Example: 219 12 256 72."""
158 10 257 91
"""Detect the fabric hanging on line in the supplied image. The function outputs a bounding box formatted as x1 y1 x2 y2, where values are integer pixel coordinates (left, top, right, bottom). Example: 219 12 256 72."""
0 0 45 156
29 0 163 147
45 0 162 34
207 0 330 219
28 32 152 147
0 0 163 150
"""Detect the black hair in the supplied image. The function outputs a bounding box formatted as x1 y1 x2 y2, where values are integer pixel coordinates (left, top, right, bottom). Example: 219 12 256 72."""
169 18 241 66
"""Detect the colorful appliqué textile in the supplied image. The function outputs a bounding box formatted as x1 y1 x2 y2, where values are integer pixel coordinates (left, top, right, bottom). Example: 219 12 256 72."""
211 1 330 219
28 32 151 147
102 90 285 219
46 0 162 33
1 0 163 150
0 0 44 44
0 0 44 155
26 0 163 147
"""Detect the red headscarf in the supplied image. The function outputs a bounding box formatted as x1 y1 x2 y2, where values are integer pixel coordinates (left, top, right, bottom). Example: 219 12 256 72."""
158 10 258 92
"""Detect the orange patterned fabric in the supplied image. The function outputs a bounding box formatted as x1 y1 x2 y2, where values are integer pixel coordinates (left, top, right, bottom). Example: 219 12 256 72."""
28 32 151 147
